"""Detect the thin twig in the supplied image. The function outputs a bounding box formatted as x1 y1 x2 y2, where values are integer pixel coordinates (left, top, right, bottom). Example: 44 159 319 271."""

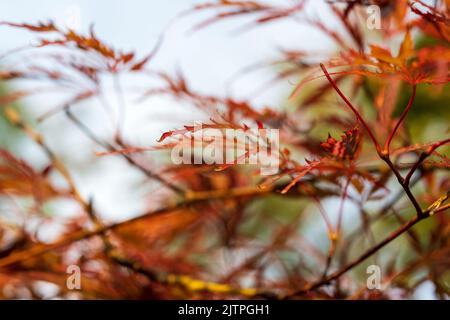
320 63 380 152
287 193 450 298
65 108 185 195
384 85 417 154
0 183 322 269
319 64 424 218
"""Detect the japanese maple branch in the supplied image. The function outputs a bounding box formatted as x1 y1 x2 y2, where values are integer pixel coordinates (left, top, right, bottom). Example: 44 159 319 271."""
288 192 450 298
383 138 449 216
0 183 319 269
384 85 416 153
320 64 423 217
380 155 423 217
320 64 381 153
0 201 182 269
109 251 279 299
404 138 450 186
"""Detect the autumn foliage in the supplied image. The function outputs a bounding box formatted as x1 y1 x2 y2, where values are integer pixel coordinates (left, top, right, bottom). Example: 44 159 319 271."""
0 0 449 299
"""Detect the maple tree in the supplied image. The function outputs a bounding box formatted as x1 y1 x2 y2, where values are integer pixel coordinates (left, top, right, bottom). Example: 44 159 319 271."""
0 0 449 299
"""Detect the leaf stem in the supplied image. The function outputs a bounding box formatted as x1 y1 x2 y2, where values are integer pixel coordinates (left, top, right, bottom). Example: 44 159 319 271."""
320 63 381 153
384 85 417 154
288 193 449 298
404 138 450 186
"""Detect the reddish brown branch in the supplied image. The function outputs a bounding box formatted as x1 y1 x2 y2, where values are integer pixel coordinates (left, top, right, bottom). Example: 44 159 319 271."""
288 194 450 298
404 138 450 186
320 63 381 153
0 183 319 269
384 85 417 154
320 64 424 218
